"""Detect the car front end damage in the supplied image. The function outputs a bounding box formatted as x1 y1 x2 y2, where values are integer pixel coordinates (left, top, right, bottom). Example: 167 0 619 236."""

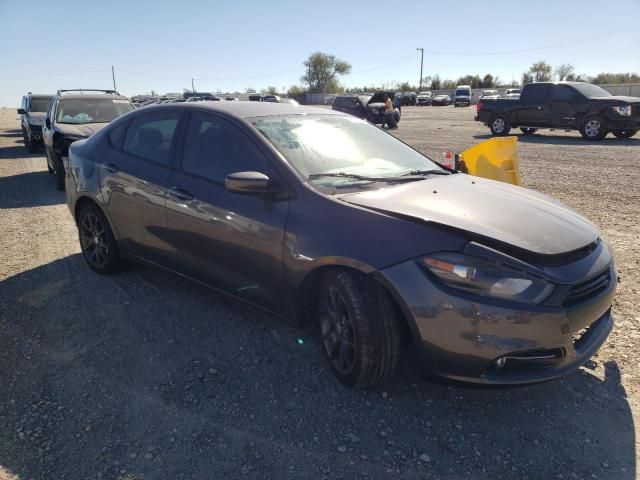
376 238 616 384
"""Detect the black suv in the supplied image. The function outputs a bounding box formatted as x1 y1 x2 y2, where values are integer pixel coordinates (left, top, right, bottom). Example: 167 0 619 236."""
332 92 401 125
18 93 53 152
43 89 134 189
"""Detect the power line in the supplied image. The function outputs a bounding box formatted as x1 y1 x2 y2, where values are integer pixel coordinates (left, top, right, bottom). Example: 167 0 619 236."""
425 25 640 56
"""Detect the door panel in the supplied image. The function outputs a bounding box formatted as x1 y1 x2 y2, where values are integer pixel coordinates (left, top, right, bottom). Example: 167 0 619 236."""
549 85 580 128
517 85 551 126
163 111 288 312
99 111 182 263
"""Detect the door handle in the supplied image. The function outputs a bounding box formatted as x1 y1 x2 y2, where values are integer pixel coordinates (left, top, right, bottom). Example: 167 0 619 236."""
168 187 194 202
104 163 119 173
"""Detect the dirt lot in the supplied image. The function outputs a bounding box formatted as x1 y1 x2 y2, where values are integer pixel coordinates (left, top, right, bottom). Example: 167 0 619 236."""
0 105 638 480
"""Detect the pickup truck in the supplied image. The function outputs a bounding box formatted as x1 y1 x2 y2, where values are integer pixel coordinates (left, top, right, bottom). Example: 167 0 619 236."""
475 82 640 140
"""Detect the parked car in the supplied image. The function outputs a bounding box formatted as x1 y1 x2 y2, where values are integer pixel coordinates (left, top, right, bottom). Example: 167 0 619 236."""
18 93 53 152
454 85 472 107
332 92 401 125
416 91 433 106
325 95 336 105
66 102 616 388
225 96 239 101
248 94 263 102
263 95 281 103
504 93 521 99
505 88 521 96
397 92 417 106
480 89 501 99
431 94 451 106
475 81 640 140
43 89 134 190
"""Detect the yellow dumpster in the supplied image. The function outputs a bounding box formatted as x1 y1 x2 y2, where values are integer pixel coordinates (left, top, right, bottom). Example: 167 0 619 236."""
459 136 521 186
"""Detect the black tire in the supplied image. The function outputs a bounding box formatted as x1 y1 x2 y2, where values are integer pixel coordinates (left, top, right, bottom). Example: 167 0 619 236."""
52 150 65 190
489 115 511 136
44 146 54 173
23 128 37 153
611 129 638 139
580 115 608 141
77 204 124 274
314 270 400 388
520 127 537 135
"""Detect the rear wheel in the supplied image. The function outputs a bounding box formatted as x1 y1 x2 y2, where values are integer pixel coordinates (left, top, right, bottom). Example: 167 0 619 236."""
580 116 608 141
490 115 511 136
520 127 537 135
314 270 400 388
611 129 637 139
77 204 124 274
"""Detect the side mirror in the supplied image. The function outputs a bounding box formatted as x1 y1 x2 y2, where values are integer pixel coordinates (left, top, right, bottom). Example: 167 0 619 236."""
225 171 271 194
45 118 51 128
17 108 26 114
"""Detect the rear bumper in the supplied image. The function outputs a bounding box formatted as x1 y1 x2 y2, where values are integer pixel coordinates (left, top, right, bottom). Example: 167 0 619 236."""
377 257 616 385
27 125 43 141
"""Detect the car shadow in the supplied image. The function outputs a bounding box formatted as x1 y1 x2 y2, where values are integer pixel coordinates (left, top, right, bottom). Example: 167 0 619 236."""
0 144 45 159
472 132 640 146
0 256 635 479
0 170 64 208
0 130 24 138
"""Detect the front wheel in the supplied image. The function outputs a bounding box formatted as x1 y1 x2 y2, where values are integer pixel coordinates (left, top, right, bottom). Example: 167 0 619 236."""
580 116 608 141
611 129 638 139
77 204 125 274
315 270 400 388
51 150 65 190
490 115 511 136
520 127 537 135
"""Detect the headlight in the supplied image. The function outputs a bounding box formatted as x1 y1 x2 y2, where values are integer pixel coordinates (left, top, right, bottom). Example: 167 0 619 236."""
612 105 631 116
419 253 553 304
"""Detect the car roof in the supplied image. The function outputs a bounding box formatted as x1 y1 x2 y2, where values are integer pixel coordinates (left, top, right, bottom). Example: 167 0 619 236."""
141 101 343 119
27 94 53 98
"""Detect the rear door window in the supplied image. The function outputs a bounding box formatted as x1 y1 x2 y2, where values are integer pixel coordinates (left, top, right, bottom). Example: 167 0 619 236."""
123 112 181 165
551 85 577 102
522 85 551 105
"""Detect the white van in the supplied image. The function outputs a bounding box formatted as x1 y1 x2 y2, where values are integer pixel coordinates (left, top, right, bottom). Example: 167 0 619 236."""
454 85 472 107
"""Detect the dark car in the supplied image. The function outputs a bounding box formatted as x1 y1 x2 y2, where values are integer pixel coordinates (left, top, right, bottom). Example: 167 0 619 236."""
399 91 417 106
18 93 53 152
66 102 616 388
43 89 134 190
431 94 451 106
248 94 263 102
332 92 401 125
475 82 640 140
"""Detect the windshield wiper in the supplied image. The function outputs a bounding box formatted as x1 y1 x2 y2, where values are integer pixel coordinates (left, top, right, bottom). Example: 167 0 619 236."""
401 169 451 176
308 172 426 183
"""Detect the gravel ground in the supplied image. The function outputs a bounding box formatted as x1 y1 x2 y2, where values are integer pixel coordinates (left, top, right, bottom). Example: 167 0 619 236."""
0 105 638 480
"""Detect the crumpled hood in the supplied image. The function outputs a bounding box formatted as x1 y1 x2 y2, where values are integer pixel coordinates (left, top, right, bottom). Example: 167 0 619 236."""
56 123 107 138
340 174 599 255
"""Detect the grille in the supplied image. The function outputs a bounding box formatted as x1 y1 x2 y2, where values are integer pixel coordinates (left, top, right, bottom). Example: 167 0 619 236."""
563 269 611 308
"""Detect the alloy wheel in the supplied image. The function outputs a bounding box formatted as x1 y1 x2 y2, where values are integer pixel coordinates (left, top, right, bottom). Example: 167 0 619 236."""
584 119 601 138
80 213 109 268
492 118 505 133
319 285 356 375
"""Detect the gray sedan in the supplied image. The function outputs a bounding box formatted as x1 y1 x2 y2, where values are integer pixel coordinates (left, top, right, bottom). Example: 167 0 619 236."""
65 102 616 387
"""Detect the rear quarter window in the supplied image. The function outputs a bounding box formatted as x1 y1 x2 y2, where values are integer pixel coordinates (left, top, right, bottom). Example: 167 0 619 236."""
108 121 129 150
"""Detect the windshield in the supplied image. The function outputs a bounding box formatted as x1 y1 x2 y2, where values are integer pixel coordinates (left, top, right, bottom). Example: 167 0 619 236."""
358 95 372 104
418 91 431 96
29 97 52 112
56 98 134 124
571 83 611 98
251 114 443 190
455 90 470 96
483 90 498 96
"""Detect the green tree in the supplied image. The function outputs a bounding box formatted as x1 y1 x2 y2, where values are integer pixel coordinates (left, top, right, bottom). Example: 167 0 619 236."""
301 52 352 93
482 74 495 88
442 79 456 90
266 86 278 95
287 85 305 97
430 74 441 90
245 87 256 93
526 60 552 82
592 72 639 84
554 64 574 81
522 72 534 85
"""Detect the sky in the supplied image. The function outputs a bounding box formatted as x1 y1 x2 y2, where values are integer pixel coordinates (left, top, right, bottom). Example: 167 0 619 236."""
1 0 639 106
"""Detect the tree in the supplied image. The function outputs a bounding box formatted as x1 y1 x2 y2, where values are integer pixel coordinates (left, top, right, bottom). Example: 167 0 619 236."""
301 52 351 93
245 87 256 93
592 72 640 84
442 79 456 90
482 74 495 88
554 64 574 81
522 72 534 85
430 74 441 90
526 60 552 82
287 85 305 97
398 81 414 92
266 86 278 95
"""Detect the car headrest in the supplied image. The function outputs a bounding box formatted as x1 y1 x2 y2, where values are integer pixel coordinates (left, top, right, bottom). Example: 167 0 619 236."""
139 127 163 149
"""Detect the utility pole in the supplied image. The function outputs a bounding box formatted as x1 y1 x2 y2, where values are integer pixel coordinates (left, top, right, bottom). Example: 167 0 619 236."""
111 65 117 91
416 48 424 91
192 78 195 93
